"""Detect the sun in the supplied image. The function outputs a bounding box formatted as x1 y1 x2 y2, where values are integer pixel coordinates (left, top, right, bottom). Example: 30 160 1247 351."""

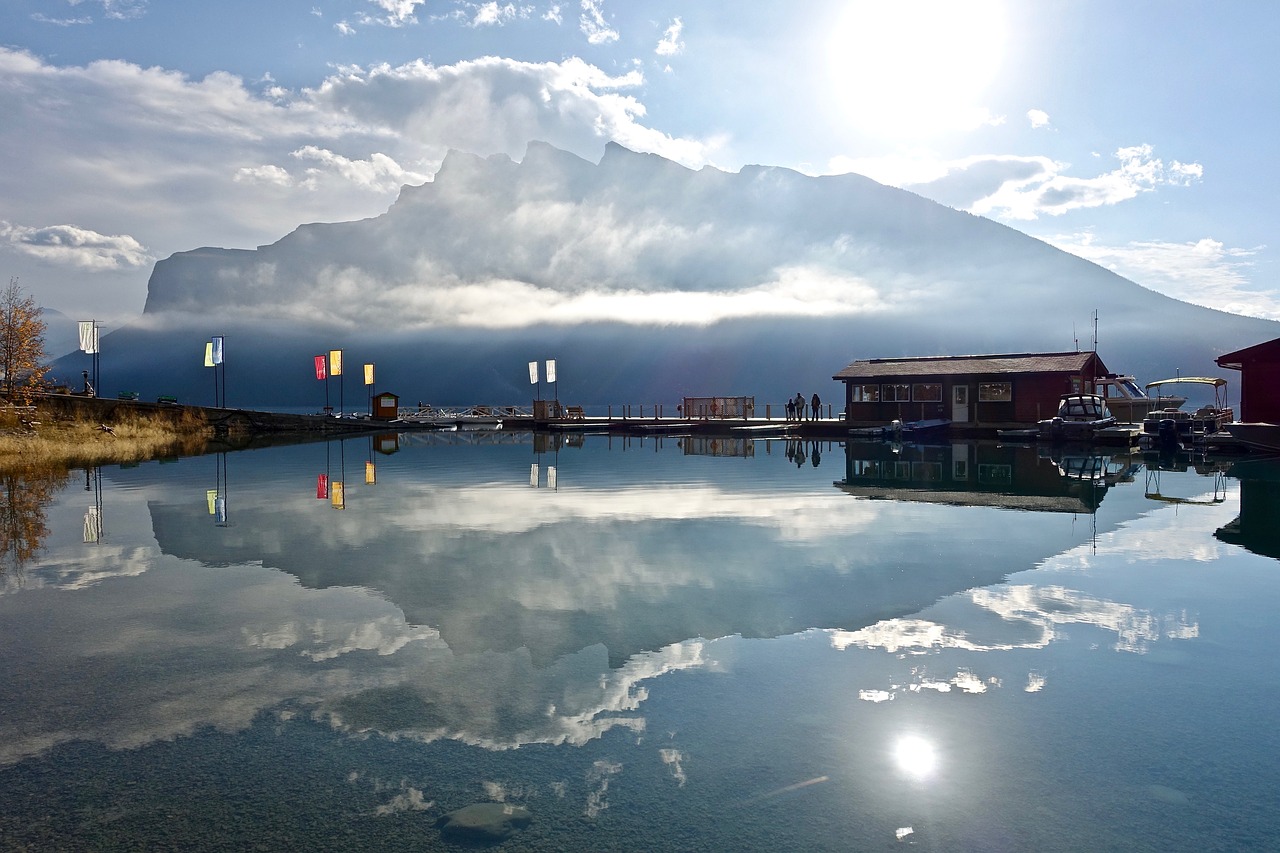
827 0 1007 137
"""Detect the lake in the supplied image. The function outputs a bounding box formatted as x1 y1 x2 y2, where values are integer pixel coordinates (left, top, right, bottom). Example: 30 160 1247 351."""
1 434 1278 851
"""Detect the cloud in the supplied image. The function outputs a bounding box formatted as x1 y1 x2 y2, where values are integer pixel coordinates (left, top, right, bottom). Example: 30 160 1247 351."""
971 144 1205 220
656 17 684 56
0 47 713 314
1047 231 1278 319
30 13 94 26
836 145 1204 222
1027 108 1050 129
0 221 152 270
579 0 618 44
366 0 424 26
464 2 532 27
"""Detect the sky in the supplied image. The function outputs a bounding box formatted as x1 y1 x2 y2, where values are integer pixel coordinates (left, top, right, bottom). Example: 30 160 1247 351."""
2 0 1277 328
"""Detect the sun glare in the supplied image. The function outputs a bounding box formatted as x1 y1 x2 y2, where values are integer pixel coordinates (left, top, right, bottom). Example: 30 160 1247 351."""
827 0 1007 137
893 735 938 778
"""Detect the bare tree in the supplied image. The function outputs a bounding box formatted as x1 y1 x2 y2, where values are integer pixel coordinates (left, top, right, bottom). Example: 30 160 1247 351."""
0 277 48 402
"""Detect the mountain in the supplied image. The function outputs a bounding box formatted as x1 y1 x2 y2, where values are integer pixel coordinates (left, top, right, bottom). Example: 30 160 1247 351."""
53 141 1279 408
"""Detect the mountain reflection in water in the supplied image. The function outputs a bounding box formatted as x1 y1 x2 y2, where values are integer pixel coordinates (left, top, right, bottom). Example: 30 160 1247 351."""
1 435 1278 851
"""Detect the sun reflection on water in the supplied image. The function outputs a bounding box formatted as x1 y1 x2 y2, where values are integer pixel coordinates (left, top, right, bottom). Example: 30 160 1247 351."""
893 735 938 779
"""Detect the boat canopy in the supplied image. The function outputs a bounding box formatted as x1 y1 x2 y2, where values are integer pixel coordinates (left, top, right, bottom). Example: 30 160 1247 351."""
1144 377 1228 390
1144 376 1230 409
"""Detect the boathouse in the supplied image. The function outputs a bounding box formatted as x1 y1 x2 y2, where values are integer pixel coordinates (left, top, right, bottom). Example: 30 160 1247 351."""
1216 338 1280 423
832 351 1109 426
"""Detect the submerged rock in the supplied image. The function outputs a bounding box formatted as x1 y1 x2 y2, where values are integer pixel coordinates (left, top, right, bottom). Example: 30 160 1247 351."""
436 802 532 842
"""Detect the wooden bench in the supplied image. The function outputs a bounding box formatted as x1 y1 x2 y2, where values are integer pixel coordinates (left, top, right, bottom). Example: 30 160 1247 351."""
565 405 585 419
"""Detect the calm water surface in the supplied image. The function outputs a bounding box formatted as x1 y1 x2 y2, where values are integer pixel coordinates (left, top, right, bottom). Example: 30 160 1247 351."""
1 434 1278 851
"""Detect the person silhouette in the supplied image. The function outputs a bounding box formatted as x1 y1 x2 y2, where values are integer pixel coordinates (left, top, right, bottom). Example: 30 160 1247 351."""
811 392 821 420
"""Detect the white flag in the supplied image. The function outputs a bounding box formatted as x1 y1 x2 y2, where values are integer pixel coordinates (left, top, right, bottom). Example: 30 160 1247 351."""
211 336 224 365
528 361 538 384
547 465 557 490
79 321 98 354
530 463 539 487
546 359 556 384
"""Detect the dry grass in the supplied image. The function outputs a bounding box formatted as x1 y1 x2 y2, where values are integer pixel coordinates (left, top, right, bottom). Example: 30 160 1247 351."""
0 403 213 470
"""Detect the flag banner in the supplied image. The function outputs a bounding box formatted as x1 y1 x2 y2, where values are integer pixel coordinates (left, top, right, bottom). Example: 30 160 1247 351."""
364 363 374 385
329 349 343 376
316 474 328 499
530 463 539 487
204 342 215 368
547 465 557 490
331 481 344 508
206 489 218 514
314 355 326 381
79 321 98 354
214 497 227 525
211 336 224 365
365 461 376 485
546 359 556 383
528 361 538 385
82 506 102 543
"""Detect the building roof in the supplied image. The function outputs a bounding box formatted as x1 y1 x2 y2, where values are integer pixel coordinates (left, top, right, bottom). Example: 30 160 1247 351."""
1217 337 1280 369
833 351 1100 381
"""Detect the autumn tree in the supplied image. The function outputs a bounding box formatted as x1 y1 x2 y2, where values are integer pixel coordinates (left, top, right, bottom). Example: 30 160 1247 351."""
0 277 48 402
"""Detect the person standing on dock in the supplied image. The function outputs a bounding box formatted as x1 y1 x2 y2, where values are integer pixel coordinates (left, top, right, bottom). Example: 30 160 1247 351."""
810 392 821 420
794 392 806 421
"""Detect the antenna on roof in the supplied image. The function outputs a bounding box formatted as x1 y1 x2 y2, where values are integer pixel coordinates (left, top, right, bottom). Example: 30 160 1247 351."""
1092 309 1099 353
1072 323 1079 353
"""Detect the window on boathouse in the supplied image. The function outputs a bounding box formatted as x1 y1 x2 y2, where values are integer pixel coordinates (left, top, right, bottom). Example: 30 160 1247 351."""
883 384 911 402
851 384 880 403
978 382 1012 402
912 383 942 402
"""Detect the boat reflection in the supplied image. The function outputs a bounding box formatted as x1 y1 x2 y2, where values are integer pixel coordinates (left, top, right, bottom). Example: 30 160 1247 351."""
836 440 1138 513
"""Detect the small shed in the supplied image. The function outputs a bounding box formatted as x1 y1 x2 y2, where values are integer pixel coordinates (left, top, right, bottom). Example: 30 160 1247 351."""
372 391 400 420
1216 338 1280 423
832 351 1109 425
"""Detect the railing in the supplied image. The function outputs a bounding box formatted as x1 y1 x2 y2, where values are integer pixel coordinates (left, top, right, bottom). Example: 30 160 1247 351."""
396 404 532 420
393 402 838 421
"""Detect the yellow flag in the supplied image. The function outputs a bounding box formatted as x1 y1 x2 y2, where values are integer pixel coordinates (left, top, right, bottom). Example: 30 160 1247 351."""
331 480 344 508
365 461 376 485
206 489 218 514
204 342 215 368
364 363 374 385
329 349 343 376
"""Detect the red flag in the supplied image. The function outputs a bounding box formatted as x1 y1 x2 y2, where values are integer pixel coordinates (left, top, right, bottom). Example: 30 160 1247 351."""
314 355 326 381
316 474 328 499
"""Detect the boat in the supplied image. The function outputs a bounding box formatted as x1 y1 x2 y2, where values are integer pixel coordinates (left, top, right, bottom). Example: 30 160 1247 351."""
848 418 950 442
1139 377 1234 451
893 418 951 441
1223 422 1280 453
1037 394 1117 442
1093 374 1185 422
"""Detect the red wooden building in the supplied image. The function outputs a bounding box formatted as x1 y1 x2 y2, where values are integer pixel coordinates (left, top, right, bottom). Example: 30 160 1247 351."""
832 351 1110 426
1216 338 1280 423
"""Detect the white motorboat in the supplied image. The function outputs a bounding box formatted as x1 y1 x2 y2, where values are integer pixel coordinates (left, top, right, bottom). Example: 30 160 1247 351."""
1093 374 1185 422
1037 394 1117 442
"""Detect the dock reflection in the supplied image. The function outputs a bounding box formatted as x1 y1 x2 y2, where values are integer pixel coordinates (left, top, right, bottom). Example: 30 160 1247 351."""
836 440 1138 513
1216 457 1280 559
